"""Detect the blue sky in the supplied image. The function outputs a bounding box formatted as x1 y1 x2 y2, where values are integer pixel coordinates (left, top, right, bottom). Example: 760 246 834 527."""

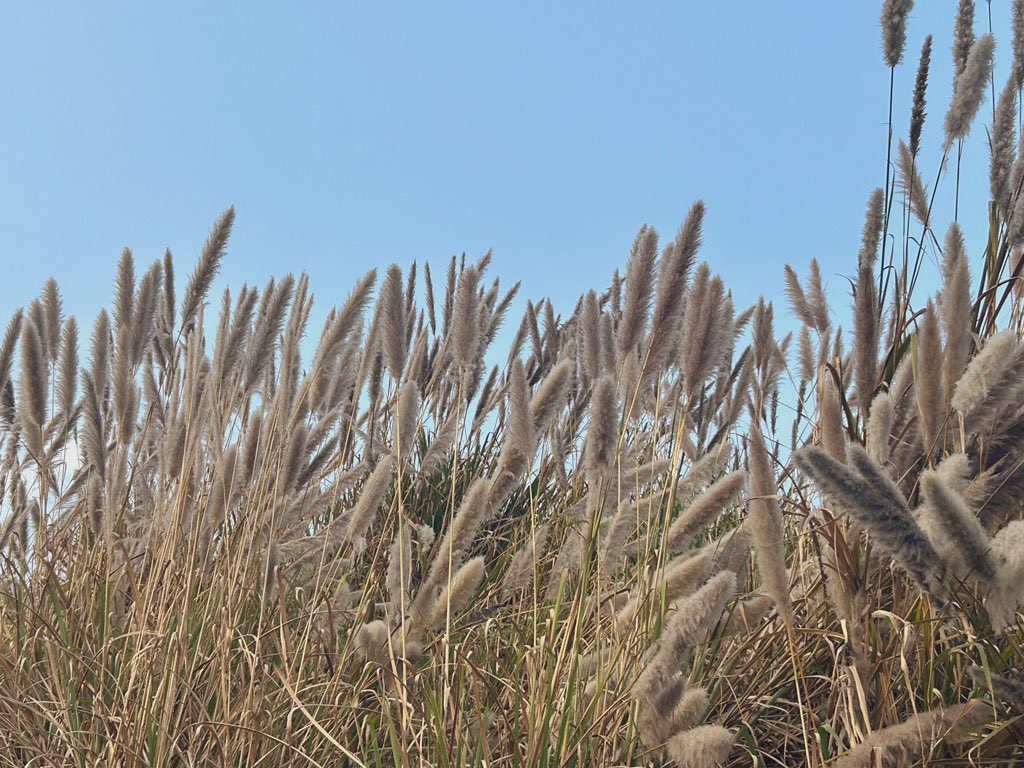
0 2 1012 339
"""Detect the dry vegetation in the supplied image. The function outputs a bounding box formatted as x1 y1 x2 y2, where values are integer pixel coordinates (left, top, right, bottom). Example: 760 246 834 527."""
4 2 1024 766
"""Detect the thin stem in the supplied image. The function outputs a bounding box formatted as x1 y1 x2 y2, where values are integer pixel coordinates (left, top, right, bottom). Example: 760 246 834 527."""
880 66 897 307
955 139 964 222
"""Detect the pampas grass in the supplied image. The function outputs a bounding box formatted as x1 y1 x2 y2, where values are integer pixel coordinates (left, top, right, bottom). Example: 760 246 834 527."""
619 225 659 358
910 35 932 156
665 725 734 768
832 700 987 768
17 313 47 460
897 139 930 226
940 223 973 403
665 470 747 552
181 207 235 335
632 570 737 713
918 460 995 581
387 521 413 613
819 369 847 462
969 665 1024 709
3 5 1024 764
1015 0 1024 90
531 358 572 436
747 423 792 619
395 380 420 462
952 0 976 79
0 310 22 398
944 33 995 149
916 300 944 460
642 201 703 384
991 75 1018 210
880 0 914 68
796 445 942 595
986 520 1024 631
345 453 395 547
854 188 884 414
426 555 486 630
452 264 482 377
867 390 894 464
584 374 619 486
500 523 550 600
380 264 408 380
951 330 1019 418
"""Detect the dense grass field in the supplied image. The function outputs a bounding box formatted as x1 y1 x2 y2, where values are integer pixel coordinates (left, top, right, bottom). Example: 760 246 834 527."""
4 2 1024 766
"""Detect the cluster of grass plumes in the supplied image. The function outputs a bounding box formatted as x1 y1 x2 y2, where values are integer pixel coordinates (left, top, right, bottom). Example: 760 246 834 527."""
0 189 798 766
6 2 1024 766
771 1 1024 765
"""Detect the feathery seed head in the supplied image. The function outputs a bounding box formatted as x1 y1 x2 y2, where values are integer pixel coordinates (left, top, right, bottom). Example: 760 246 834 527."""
380 264 408 380
394 380 420 461
880 0 914 68
619 224 659 357
944 33 995 150
910 35 932 156
991 75 1019 210
915 301 944 460
866 390 894 465
427 556 486 630
832 701 987 768
18 314 47 449
953 0 976 78
666 725 735 768
919 462 995 580
531 359 572 438
345 454 395 546
748 422 791 618
584 374 619 486
951 330 1019 417
896 140 929 227
666 470 748 553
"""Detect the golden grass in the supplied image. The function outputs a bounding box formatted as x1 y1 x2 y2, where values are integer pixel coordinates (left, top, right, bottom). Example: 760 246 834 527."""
4 3 1024 767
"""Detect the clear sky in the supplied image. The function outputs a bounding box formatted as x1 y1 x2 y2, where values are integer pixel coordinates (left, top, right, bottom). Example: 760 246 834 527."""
0 2 1013 338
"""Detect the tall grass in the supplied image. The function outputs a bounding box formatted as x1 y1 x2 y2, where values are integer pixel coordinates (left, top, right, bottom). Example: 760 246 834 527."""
3 3 1024 767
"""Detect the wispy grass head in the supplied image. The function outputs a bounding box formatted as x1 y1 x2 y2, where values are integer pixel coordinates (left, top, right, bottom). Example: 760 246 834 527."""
880 0 914 67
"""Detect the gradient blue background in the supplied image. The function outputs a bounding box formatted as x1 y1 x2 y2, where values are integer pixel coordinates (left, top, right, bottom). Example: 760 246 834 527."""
0 2 1012 338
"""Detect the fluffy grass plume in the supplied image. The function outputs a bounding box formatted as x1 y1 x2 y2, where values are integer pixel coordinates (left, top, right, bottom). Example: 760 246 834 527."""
991 75 1018 210
940 223 973 402
832 700 988 768
915 300 943 460
987 520 1024 631
584 373 619 486
951 330 1019 417
796 445 942 595
665 725 735 768
818 370 847 462
866 390 894 465
918 461 995 581
665 470 747 552
968 665 1024 709
896 139 929 226
632 570 737 711
619 224 659 356
642 201 703 383
910 35 932 156
880 0 914 67
944 33 995 149
854 188 884 414
952 0 976 78
4 4 1024 763
747 422 792 619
